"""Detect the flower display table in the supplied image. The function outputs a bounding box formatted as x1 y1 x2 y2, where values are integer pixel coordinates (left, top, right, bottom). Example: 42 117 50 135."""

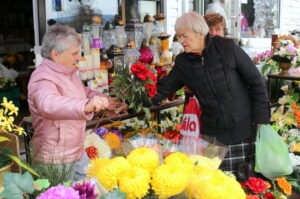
21 99 185 163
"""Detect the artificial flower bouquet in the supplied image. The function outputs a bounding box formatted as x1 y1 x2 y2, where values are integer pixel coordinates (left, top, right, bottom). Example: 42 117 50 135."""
272 39 298 63
110 62 157 119
87 147 246 199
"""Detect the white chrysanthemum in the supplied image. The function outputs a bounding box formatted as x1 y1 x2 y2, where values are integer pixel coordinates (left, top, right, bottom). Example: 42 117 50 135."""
85 132 112 158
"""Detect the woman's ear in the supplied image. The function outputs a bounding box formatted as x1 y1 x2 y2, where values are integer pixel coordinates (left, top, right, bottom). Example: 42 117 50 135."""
50 49 59 62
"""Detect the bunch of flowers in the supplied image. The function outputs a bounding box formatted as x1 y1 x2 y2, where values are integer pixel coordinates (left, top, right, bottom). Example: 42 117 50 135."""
94 126 123 150
241 177 291 199
253 50 274 65
110 62 157 119
84 130 112 159
87 147 245 199
272 39 298 63
271 85 299 134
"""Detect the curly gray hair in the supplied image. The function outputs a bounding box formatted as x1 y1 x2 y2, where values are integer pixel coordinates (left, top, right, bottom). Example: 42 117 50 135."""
41 24 81 59
175 12 209 36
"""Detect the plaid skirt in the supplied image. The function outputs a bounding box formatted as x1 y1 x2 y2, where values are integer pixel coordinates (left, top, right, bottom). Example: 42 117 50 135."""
219 141 255 174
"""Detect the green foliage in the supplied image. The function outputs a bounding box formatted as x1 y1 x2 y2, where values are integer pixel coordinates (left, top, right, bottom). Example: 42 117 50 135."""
34 179 50 190
99 189 126 199
0 172 35 199
32 162 75 186
261 61 279 76
286 166 300 194
6 154 39 177
0 148 12 168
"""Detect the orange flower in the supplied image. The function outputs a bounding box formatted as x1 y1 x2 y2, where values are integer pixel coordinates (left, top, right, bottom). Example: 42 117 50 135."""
276 177 292 195
85 146 98 159
291 103 299 109
264 181 272 189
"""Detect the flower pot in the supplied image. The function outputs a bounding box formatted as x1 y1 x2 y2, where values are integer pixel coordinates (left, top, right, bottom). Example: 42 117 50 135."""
0 162 13 188
278 62 291 75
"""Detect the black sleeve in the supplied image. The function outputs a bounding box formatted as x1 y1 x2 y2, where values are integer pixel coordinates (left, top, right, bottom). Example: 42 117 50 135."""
233 42 270 124
152 55 185 105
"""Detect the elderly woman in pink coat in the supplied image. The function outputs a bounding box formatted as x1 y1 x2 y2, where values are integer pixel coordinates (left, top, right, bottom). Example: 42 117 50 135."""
28 24 125 181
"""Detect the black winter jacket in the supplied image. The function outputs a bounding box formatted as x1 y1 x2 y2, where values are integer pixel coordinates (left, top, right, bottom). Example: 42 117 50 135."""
153 35 270 145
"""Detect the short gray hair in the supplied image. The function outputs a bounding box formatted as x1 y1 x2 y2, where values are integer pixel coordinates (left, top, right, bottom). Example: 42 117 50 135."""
175 12 209 35
41 24 81 59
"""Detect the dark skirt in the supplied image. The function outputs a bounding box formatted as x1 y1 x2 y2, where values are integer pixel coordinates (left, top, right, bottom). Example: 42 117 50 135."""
219 141 255 174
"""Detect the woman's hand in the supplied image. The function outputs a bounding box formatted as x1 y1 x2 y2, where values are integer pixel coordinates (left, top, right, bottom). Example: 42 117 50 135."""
84 96 109 113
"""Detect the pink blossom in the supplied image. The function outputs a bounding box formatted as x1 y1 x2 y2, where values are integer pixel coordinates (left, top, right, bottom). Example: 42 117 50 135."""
37 185 80 199
286 44 297 53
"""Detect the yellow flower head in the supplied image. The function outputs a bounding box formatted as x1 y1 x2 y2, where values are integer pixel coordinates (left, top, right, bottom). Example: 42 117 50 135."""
127 147 160 172
97 157 131 190
87 158 111 178
119 166 150 199
276 177 292 195
151 164 189 198
164 152 194 174
103 132 122 150
187 166 246 199
189 155 222 170
291 143 300 153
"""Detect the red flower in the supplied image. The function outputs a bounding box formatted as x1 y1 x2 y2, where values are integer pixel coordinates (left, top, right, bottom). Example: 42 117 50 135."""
243 177 268 194
174 124 181 131
85 146 98 159
139 47 154 64
130 62 149 80
163 130 181 144
263 192 275 199
144 83 157 98
246 195 260 199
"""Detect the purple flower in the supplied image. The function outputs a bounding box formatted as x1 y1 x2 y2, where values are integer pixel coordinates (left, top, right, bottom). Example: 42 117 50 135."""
107 129 124 141
37 185 79 199
72 181 98 199
286 44 297 53
95 127 108 138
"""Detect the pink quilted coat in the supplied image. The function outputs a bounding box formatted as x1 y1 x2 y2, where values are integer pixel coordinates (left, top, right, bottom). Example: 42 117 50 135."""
28 58 107 164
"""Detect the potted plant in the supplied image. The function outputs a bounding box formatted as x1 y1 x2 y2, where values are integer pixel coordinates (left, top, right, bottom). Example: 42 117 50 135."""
0 97 37 188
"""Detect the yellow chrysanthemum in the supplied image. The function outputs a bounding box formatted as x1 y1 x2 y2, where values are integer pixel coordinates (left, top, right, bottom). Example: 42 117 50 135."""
127 147 160 171
119 166 150 199
186 166 246 199
164 152 194 173
152 164 189 199
189 155 221 170
87 158 111 178
103 132 122 150
97 157 131 190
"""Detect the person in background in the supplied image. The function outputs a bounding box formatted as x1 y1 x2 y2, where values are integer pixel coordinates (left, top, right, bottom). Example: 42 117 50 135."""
28 24 126 181
204 13 226 37
152 12 270 175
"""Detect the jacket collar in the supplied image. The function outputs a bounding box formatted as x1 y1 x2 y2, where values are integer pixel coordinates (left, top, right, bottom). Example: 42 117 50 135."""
185 33 212 60
41 58 78 75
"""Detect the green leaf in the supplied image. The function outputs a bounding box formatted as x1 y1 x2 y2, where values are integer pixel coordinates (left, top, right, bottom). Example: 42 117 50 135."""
34 179 50 190
129 103 135 109
146 79 154 84
99 189 126 199
6 154 39 177
0 172 35 199
143 108 151 120
0 136 10 142
63 181 71 187
136 104 143 113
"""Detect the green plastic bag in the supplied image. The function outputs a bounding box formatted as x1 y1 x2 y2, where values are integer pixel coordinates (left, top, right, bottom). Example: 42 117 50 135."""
255 124 293 180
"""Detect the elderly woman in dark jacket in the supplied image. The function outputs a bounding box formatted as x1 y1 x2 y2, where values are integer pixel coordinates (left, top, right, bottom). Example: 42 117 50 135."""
152 12 270 174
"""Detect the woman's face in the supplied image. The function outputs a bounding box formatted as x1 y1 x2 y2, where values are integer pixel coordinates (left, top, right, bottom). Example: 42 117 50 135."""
51 44 81 68
176 28 205 54
209 23 224 37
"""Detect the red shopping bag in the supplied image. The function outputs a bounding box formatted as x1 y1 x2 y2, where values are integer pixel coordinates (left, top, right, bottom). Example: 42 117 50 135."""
180 96 202 153
180 96 202 137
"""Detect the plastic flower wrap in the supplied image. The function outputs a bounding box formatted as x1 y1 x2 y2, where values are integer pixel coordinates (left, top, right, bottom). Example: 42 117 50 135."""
84 130 112 159
122 133 162 156
162 135 228 170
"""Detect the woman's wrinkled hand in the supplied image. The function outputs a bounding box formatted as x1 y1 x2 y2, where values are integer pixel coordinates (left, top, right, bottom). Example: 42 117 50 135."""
84 96 109 113
105 98 128 117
